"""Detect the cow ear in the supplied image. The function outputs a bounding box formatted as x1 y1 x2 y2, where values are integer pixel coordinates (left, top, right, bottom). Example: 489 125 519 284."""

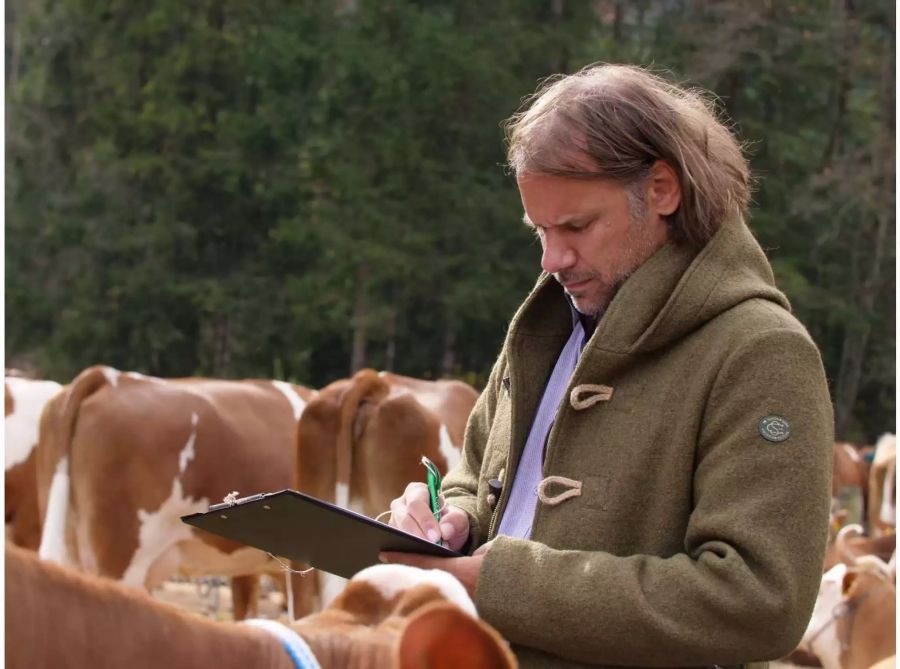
396 602 517 669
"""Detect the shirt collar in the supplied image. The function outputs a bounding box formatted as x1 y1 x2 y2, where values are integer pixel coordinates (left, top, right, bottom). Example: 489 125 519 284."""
565 295 599 339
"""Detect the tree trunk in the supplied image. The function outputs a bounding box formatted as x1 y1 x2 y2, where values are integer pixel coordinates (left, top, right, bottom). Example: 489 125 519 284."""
822 0 857 167
213 313 232 376
834 324 870 438
441 328 456 377
834 18 894 438
612 1 624 44
549 0 568 73
350 265 370 374
384 309 396 372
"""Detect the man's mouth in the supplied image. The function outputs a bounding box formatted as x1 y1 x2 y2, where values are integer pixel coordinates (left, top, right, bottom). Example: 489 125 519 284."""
559 277 593 292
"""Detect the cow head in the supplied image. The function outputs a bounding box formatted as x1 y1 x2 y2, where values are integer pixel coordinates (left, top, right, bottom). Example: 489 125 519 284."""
799 557 895 669
290 563 516 668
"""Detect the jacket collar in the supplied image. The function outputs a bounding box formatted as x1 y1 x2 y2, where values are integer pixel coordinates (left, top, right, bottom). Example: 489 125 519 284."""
507 217 789 356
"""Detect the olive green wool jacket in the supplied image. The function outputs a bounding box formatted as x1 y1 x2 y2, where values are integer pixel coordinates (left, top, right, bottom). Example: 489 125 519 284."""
442 219 833 668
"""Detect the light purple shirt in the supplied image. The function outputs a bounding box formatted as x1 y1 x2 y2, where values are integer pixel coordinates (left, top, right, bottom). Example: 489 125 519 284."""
497 307 588 539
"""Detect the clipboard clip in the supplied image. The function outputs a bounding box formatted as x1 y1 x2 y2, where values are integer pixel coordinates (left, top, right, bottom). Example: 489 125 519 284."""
208 491 266 512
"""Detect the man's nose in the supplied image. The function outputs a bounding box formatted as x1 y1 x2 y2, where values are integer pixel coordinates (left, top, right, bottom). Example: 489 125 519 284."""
540 233 576 274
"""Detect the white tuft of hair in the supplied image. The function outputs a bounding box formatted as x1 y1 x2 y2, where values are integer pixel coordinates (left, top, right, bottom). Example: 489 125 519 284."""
351 563 478 618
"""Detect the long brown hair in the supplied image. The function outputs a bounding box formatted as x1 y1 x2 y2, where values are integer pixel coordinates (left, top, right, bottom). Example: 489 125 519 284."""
505 64 751 248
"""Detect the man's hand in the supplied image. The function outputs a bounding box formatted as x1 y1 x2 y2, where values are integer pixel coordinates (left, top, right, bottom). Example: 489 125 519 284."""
389 482 470 552
379 542 494 598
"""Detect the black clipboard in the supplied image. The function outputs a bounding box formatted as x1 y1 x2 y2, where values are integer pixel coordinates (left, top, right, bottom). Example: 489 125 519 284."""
181 489 461 580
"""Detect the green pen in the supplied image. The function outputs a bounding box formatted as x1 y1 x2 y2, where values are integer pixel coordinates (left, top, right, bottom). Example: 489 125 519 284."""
421 456 443 546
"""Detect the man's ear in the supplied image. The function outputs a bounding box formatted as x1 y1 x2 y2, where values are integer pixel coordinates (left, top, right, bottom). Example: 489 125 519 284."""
396 602 517 669
648 160 681 217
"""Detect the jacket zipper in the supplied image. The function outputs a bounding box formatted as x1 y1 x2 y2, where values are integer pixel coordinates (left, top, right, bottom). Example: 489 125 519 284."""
487 451 512 540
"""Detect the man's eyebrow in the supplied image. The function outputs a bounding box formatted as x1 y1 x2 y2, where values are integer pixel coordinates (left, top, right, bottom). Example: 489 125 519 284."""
522 213 597 228
558 212 599 226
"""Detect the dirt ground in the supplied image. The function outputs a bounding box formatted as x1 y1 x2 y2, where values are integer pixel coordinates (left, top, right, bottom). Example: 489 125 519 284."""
153 576 290 623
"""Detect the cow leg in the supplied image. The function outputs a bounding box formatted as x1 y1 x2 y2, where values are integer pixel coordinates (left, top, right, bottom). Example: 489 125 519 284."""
230 574 259 620
285 561 320 620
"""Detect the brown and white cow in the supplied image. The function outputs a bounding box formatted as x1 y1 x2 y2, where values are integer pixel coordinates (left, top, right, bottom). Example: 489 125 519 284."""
796 555 895 669
5 375 63 549
293 368 478 613
35 364 315 620
832 442 870 528
823 523 896 572
6 544 517 669
867 433 896 537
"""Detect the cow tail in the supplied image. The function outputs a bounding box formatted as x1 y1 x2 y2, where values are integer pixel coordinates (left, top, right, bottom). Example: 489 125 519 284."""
37 365 112 564
334 369 388 508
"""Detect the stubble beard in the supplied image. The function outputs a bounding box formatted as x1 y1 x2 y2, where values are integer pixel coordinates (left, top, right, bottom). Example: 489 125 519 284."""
557 202 658 318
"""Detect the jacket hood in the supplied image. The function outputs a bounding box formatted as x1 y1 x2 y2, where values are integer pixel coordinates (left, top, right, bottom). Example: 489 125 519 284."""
513 217 791 355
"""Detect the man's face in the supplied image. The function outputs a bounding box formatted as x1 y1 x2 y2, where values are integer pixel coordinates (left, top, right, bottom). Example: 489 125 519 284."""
518 173 671 317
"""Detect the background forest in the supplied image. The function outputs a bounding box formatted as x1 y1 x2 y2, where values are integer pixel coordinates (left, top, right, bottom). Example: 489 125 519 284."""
6 0 895 442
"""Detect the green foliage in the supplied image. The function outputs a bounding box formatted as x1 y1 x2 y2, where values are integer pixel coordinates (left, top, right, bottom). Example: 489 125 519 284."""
6 0 894 441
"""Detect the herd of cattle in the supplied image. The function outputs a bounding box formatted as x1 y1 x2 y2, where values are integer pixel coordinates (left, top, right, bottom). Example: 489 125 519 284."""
4 365 897 668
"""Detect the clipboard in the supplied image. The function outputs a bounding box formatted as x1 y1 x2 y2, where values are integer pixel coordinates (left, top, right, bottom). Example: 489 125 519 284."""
181 489 461 580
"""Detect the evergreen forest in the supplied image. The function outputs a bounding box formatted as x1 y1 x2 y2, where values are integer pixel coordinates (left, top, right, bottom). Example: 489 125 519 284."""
6 0 895 442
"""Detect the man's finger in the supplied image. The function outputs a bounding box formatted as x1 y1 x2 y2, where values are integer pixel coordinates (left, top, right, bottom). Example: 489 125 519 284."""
379 551 448 570
402 497 442 543
391 498 428 539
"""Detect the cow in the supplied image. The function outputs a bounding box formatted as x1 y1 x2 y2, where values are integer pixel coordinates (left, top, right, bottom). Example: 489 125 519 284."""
34 364 315 620
868 433 896 537
832 442 870 528
796 555 895 669
293 368 479 614
6 544 517 669
5 375 63 549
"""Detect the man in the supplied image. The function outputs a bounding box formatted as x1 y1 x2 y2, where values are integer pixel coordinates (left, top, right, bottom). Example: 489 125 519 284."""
385 64 833 669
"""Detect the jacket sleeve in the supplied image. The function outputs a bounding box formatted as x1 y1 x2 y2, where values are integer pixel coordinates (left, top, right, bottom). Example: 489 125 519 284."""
474 328 834 665
441 353 506 550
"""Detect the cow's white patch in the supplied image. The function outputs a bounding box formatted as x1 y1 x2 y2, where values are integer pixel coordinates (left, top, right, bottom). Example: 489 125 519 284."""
873 432 896 465
75 512 99 574
178 413 199 475
271 381 307 420
100 366 121 387
38 455 73 565
880 456 895 524
799 563 847 666
285 572 296 621
121 417 207 588
335 482 349 509
121 478 209 588
348 495 367 516
5 378 62 470
352 563 477 618
841 443 861 462
438 424 460 473
124 372 166 384
319 572 349 609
